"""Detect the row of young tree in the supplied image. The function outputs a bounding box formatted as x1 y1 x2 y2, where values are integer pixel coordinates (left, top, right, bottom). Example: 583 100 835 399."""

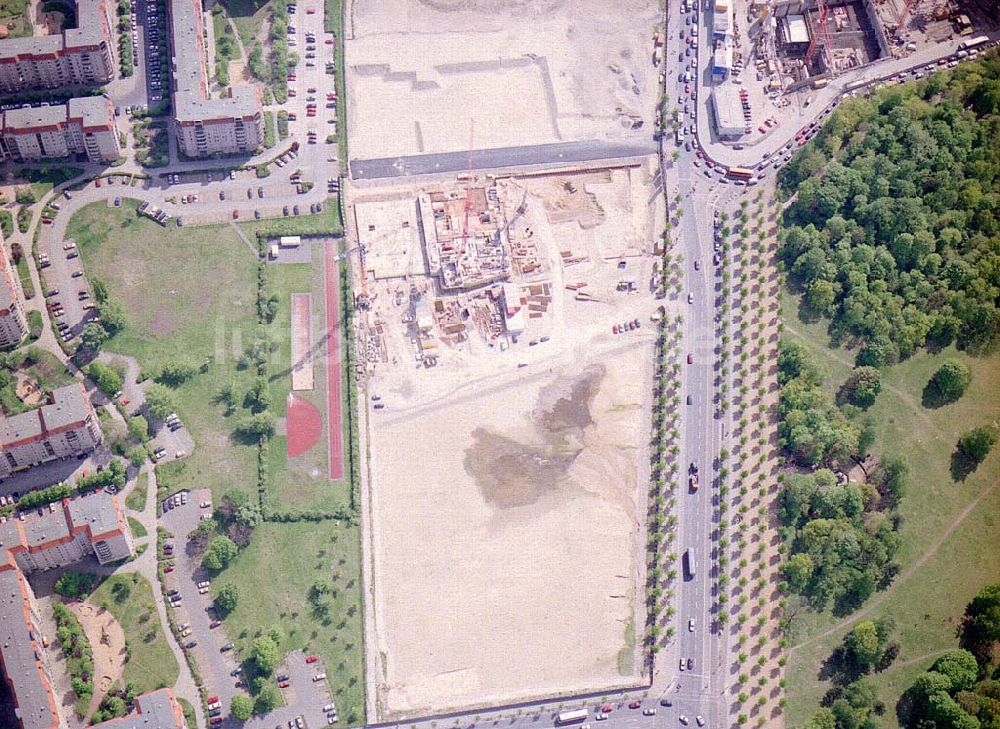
778 50 1000 362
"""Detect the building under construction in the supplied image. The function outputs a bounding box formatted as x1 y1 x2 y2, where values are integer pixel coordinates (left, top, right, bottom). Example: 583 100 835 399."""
773 0 890 85
417 185 510 292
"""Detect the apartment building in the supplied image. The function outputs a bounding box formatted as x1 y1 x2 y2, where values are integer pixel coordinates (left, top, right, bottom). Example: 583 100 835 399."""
92 689 186 729
0 492 145 729
0 234 28 349
0 383 103 478
168 0 263 157
0 96 120 163
0 568 59 729
0 0 115 94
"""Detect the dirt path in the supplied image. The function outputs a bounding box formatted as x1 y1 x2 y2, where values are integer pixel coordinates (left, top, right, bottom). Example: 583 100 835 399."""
782 323 952 445
70 602 127 720
790 476 1000 653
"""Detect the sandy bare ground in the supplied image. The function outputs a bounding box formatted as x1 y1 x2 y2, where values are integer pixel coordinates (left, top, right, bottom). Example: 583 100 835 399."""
70 602 127 720
346 0 661 159
368 344 650 717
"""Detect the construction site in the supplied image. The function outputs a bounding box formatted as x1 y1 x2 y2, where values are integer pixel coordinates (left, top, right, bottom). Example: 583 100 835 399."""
768 0 994 88
344 0 662 160
351 159 665 717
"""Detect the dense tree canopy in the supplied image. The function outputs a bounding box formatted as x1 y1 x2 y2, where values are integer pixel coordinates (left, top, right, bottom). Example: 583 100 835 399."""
779 52 1000 360
779 469 899 613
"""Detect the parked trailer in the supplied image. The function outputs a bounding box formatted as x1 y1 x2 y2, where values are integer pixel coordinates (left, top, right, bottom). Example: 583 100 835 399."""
959 35 990 51
557 710 589 725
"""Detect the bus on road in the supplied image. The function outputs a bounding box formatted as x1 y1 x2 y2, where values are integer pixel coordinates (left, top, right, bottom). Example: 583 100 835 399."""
556 710 588 725
684 548 697 580
726 166 754 180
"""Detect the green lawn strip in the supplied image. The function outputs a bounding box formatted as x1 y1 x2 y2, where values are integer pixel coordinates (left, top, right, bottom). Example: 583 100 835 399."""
782 289 1000 727
178 698 196 728
70 200 260 502
216 520 364 723
263 110 277 148
15 253 35 299
0 210 12 237
126 471 148 511
127 516 148 539
322 0 346 172
90 574 179 694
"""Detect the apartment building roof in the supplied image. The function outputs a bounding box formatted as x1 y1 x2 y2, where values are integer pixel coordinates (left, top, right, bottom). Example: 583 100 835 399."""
0 568 60 729
0 383 94 450
0 491 128 564
0 236 19 315
0 0 108 61
1 97 112 134
67 490 125 538
174 85 261 123
91 688 186 729
168 0 260 124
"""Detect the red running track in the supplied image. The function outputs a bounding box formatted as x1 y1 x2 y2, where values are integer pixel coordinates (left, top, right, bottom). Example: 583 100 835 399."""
323 245 345 480
286 394 322 457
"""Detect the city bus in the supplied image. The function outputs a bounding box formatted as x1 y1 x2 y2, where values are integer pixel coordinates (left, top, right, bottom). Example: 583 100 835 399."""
726 166 754 181
683 548 697 580
556 710 589 725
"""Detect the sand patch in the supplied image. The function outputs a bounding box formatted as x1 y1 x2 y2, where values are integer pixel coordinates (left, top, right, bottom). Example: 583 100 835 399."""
370 349 647 717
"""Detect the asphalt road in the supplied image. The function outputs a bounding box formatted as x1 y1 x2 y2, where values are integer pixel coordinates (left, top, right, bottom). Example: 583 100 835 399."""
349 139 659 180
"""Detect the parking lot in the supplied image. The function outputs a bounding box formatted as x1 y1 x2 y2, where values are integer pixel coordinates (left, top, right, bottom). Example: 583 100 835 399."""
161 488 245 721
246 651 337 729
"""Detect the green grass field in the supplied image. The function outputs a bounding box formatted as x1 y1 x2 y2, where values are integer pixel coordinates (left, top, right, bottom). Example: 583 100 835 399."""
70 201 260 503
215 520 364 722
90 574 179 694
125 472 148 511
781 287 1000 728
68 200 362 720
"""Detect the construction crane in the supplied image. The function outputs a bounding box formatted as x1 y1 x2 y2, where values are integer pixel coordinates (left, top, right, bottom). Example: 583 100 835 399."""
803 0 829 69
461 121 475 253
895 0 920 31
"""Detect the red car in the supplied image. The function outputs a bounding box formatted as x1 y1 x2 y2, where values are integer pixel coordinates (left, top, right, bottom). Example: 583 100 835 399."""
210 620 221 629
207 696 219 704
232 210 239 219
325 38 333 44
684 84 690 93
210 718 223 725
164 566 174 573
95 179 101 187
278 681 290 689
629 701 641 709
305 655 319 663
601 705 613 713
288 74 296 81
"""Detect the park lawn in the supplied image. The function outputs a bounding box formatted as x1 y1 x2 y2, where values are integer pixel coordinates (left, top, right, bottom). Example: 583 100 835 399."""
0 347 74 415
219 0 269 47
90 574 179 694
70 200 260 503
215 520 365 723
781 288 1000 728
125 471 148 512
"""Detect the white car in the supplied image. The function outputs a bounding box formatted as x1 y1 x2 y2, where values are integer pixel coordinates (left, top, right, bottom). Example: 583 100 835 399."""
679 717 689 726
197 581 210 589
696 718 705 727
688 619 695 632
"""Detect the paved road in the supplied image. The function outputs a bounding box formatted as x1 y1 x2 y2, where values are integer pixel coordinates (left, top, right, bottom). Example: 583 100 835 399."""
349 139 658 180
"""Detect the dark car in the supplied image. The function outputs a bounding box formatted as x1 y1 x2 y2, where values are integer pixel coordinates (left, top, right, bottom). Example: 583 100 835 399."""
686 657 694 670
185 640 197 649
